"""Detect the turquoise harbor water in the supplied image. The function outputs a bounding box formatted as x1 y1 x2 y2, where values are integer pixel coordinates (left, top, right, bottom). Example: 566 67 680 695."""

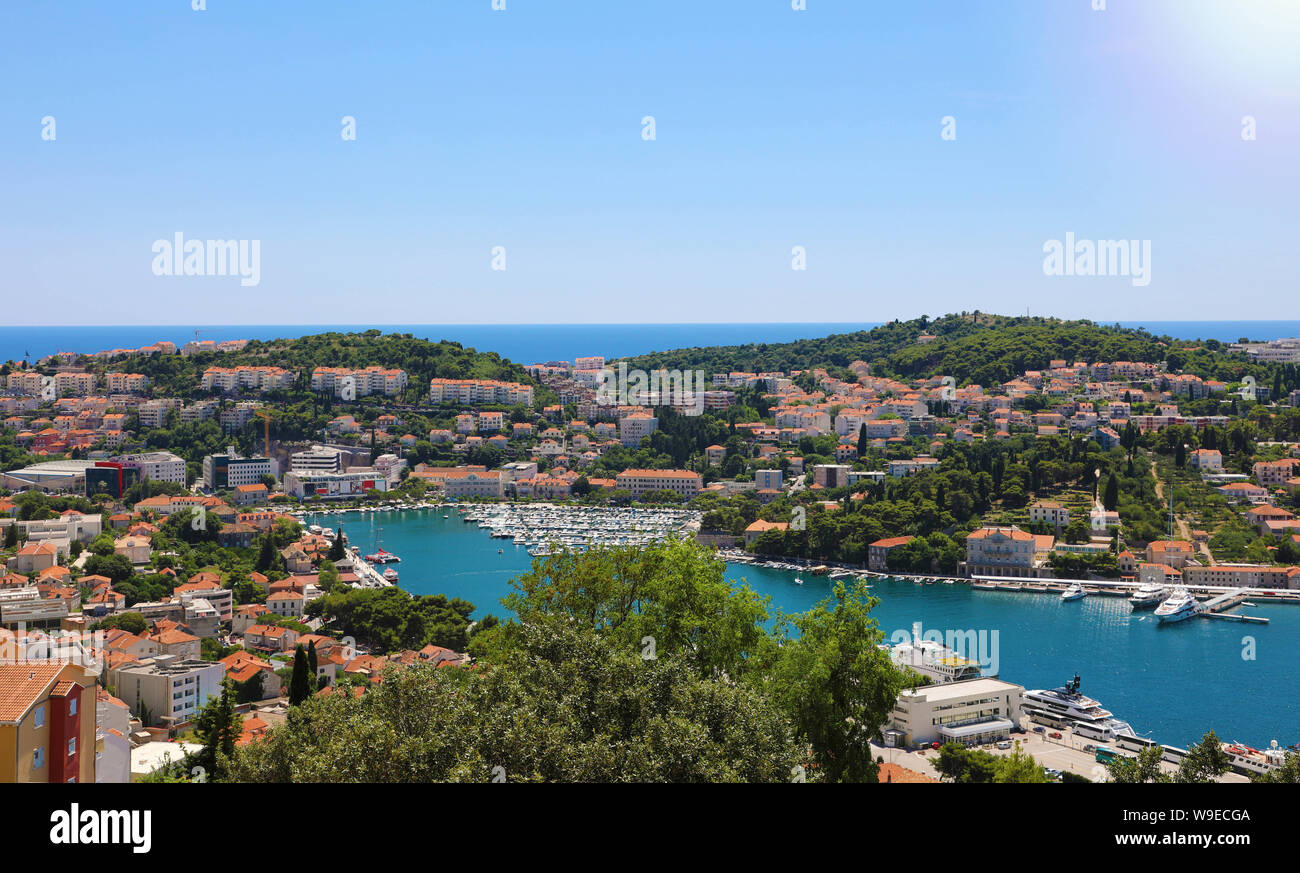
312 507 1299 751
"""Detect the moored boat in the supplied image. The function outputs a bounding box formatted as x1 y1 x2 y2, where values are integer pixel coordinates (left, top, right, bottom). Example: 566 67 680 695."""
1154 587 1200 623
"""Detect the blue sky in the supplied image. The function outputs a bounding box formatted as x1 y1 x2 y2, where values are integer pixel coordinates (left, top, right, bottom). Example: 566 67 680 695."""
1 0 1297 325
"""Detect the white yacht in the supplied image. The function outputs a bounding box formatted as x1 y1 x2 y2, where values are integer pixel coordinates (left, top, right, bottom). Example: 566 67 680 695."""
1022 675 1136 741
1129 582 1168 609
1060 583 1087 601
1154 587 1200 623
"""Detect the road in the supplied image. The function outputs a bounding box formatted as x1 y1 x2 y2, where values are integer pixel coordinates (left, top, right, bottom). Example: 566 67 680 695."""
872 730 1249 783
1151 458 1215 565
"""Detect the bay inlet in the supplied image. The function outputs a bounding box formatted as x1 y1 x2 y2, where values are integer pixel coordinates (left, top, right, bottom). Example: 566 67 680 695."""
306 506 1300 751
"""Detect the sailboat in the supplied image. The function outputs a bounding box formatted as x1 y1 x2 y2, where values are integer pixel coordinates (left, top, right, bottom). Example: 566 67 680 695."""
363 524 401 563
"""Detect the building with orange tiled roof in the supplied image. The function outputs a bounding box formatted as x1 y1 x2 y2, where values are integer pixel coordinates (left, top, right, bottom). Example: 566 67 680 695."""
878 762 940 783
614 468 702 500
868 536 916 572
965 526 1048 577
0 661 98 782
744 519 790 547
221 651 282 700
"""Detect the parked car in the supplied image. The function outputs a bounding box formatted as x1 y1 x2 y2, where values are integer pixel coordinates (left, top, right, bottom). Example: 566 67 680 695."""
1032 726 1046 734
1049 731 1063 739
996 740 1012 750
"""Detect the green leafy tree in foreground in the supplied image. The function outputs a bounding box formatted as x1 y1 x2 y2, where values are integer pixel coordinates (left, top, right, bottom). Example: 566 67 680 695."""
993 741 1051 783
1174 730 1232 783
226 619 800 783
767 580 903 783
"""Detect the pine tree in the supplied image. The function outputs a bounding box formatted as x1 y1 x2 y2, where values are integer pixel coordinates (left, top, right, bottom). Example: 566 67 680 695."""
190 680 241 780
289 644 311 705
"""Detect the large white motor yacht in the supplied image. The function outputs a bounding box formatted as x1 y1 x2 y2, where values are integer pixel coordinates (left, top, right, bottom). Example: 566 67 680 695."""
1154 587 1201 623
1022 674 1136 741
1129 582 1168 609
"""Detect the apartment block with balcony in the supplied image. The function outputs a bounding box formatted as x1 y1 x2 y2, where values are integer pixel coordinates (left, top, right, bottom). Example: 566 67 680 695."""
0 662 98 783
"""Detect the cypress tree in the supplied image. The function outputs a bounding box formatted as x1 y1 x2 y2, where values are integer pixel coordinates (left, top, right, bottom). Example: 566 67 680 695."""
329 527 345 561
857 423 867 458
289 644 311 705
307 641 318 684
254 536 275 573
1103 472 1120 511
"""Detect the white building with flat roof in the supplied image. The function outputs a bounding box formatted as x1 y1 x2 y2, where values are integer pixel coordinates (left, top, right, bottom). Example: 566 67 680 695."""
887 677 1024 748
113 451 187 485
109 656 225 728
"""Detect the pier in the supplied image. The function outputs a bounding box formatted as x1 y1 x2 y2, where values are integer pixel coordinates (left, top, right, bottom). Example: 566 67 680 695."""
1200 590 1270 624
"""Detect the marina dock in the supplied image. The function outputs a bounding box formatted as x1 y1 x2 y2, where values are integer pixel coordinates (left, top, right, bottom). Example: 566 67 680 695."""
1199 590 1270 623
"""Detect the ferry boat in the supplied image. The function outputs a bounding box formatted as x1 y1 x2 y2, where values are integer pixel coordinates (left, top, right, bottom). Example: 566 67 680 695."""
884 626 987 684
1154 587 1200 623
1022 674 1136 742
1129 582 1168 609
1060 583 1087 601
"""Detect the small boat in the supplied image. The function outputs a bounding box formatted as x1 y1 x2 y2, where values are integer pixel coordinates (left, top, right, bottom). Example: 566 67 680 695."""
364 548 401 564
498 548 504 554
382 568 399 582
794 577 804 585
1061 583 1087 601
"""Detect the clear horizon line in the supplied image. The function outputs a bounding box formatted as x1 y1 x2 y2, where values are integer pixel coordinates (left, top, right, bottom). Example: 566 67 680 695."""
6 319 1297 329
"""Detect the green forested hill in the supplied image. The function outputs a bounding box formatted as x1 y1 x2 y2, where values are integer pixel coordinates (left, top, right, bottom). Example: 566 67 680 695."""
618 314 1281 387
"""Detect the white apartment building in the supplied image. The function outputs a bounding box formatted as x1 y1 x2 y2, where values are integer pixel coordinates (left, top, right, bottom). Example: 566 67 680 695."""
1027 500 1070 527
137 399 181 428
201 367 294 394
113 451 187 485
428 378 535 406
291 445 345 474
755 469 783 491
111 656 225 727
311 367 408 398
219 401 262 432
619 414 659 447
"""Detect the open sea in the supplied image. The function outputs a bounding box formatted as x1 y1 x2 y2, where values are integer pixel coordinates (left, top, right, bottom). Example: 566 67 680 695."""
4 321 1300 367
311 507 1300 752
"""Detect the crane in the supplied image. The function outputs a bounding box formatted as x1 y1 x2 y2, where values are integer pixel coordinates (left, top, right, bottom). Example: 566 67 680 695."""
253 408 273 458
